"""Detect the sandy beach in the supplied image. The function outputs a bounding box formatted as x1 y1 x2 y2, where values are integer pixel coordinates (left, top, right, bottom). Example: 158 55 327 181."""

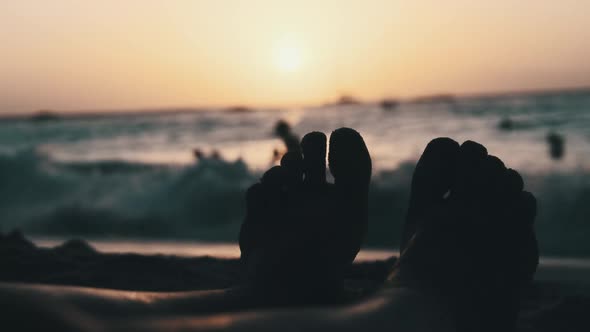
1 231 590 331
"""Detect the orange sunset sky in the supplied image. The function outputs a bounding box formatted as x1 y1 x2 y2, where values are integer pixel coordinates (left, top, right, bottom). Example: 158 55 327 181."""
1 0 590 113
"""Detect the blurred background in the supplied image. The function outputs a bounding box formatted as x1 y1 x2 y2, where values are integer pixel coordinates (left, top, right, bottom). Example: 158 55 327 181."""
1 1 589 257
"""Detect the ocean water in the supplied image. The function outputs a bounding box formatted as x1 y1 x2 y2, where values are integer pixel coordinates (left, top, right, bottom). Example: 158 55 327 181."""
1 90 590 256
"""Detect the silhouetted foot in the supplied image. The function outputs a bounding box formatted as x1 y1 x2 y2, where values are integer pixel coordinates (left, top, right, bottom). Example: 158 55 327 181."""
393 138 538 332
239 128 371 302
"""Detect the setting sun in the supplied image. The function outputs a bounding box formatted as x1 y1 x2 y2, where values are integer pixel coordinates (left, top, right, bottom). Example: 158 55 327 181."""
273 41 304 74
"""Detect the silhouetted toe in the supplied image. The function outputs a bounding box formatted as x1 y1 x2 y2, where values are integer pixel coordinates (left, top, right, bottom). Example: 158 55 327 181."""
505 168 524 196
327 128 371 188
402 137 460 250
301 132 327 185
453 140 489 199
324 128 372 265
411 137 460 201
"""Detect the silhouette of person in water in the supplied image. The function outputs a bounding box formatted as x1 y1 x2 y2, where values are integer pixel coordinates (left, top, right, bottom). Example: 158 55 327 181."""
239 128 371 301
193 148 222 161
271 120 301 164
546 131 565 160
193 148 205 160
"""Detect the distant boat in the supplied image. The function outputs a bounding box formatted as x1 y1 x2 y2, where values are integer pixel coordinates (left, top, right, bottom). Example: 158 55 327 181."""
30 110 60 122
379 99 399 110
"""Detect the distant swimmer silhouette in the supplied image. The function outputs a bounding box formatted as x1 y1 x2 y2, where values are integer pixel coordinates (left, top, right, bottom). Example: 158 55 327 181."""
239 128 372 302
395 138 538 332
193 148 223 161
271 120 301 164
546 131 565 160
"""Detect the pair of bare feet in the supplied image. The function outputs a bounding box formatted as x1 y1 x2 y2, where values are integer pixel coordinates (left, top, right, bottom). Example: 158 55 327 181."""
239 128 538 330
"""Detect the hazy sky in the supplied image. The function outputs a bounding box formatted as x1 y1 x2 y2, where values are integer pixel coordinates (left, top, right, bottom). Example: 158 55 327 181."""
1 0 590 113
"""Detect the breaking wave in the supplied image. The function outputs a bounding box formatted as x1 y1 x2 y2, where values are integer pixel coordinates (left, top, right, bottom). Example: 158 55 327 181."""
1 149 589 256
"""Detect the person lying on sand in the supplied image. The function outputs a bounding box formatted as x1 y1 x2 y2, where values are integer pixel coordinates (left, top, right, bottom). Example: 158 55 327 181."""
0 132 538 332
